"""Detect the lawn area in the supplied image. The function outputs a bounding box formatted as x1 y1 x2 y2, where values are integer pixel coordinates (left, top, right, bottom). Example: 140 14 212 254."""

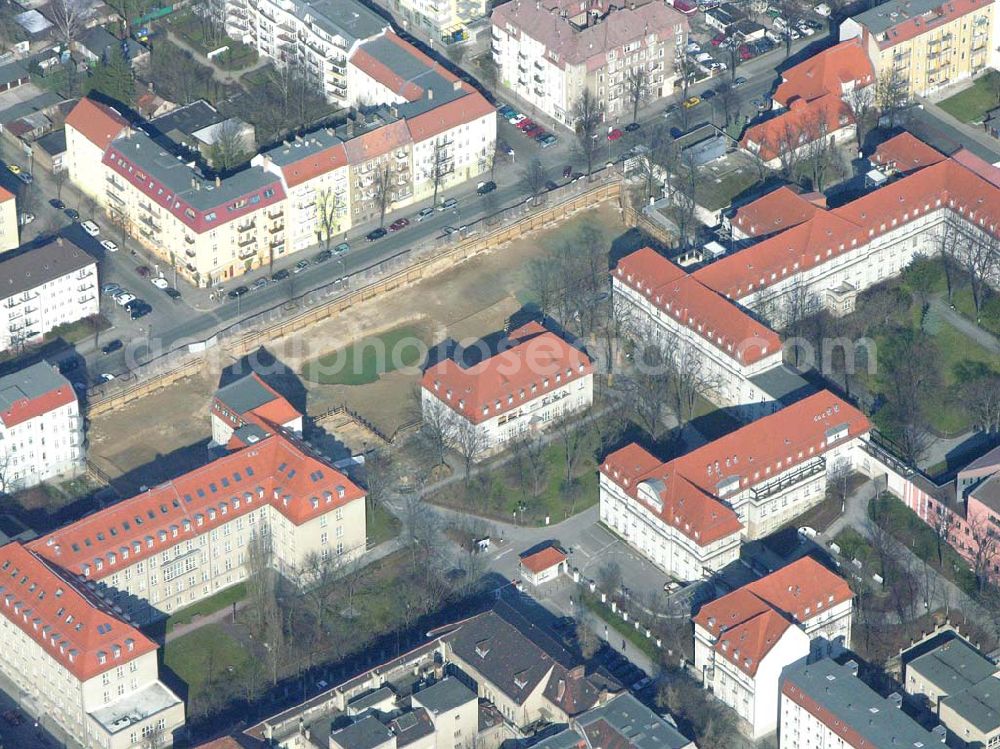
696 159 762 211
172 10 259 68
951 287 1000 337
580 590 659 662
166 582 247 632
428 427 600 524
302 325 426 385
162 623 250 693
938 72 1000 123
367 503 402 548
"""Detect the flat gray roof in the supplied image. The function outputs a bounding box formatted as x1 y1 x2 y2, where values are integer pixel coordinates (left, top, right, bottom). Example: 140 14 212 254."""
348 685 396 712
354 35 463 119
294 0 388 43
330 714 393 749
942 674 1000 733
150 100 223 140
89 681 181 734
783 659 942 748
216 374 278 415
0 237 95 299
0 61 29 86
972 474 1000 514
750 365 815 403
909 639 996 695
0 362 72 413
905 107 1000 165
412 678 476 715
849 0 946 35
529 729 588 749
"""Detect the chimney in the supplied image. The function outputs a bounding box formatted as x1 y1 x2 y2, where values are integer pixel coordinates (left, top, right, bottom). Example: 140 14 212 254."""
932 725 947 742
428 88 434 100
888 692 902 709
568 665 585 678
845 660 859 676
453 79 462 91
56 237 63 246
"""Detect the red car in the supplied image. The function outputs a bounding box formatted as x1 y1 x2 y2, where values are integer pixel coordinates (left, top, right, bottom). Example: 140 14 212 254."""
607 128 623 141
389 217 410 231
711 33 726 46
739 44 753 60
524 125 544 137
517 118 535 131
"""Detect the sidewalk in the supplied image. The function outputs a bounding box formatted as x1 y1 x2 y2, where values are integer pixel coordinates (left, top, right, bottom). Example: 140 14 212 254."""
165 30 269 86
928 295 1000 354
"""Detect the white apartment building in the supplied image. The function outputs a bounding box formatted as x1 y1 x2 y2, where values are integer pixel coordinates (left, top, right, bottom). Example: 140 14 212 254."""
0 237 98 352
0 541 185 749
693 557 853 738
420 322 593 458
29 432 367 624
613 247 788 420
0 185 18 253
702 133 1000 325
780 658 946 749
0 362 84 490
222 0 388 106
600 390 871 581
381 0 486 39
491 0 688 126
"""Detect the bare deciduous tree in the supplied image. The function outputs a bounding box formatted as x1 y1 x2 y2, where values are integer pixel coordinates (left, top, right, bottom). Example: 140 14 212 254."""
521 155 547 207
625 67 649 123
968 512 999 593
245 531 274 637
362 446 394 513
415 390 455 467
209 119 248 172
315 188 342 250
429 139 452 207
372 162 395 229
572 90 604 177
627 342 673 442
454 419 485 489
510 431 548 499
49 0 89 48
963 374 1000 433
875 68 909 127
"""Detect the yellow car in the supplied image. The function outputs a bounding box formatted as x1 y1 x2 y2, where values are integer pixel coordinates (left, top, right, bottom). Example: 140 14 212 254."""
6 164 20 175
682 96 701 109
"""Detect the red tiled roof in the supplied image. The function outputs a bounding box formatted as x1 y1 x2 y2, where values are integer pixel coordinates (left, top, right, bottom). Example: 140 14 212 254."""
65 97 128 149
344 120 411 165
731 186 826 238
421 324 592 425
212 373 302 434
871 132 945 174
714 608 793 676
865 0 993 49
773 39 874 107
30 433 364 580
0 379 77 428
406 89 495 143
351 31 457 101
741 95 855 163
614 248 781 365
950 147 1000 187
0 185 14 204
602 391 869 546
695 556 852 634
0 542 157 681
520 546 567 574
279 141 349 188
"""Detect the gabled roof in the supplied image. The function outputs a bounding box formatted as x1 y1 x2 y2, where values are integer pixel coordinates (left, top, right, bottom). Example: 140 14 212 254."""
849 0 993 48
213 373 301 431
30 433 364 580
575 693 693 749
731 186 826 238
0 185 13 203
65 97 128 149
406 90 495 143
872 132 946 174
773 39 874 107
741 95 855 163
0 542 157 681
343 119 411 165
520 545 567 574
421 322 592 424
614 248 781 366
603 392 869 546
714 608 794 676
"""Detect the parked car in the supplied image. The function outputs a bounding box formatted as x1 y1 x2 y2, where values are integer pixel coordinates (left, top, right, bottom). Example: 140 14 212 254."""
64 208 80 221
607 128 623 141
99 373 116 383
539 133 557 147
100 239 118 252
314 249 333 263
438 198 458 211
272 268 291 281
733 76 748 87
81 220 100 236
164 287 182 299
524 125 544 138
17 172 32 185
6 164 20 175
334 242 350 254
227 286 249 299
49 198 65 209
682 96 701 108
442 226 458 235
510 113 527 125
545 180 558 191
293 260 310 273
18 213 34 226
477 180 497 195
115 293 136 307
497 104 515 118
624 122 641 132
366 227 387 241
416 206 435 221
516 118 535 131
150 277 169 289
135 265 150 277
563 165 573 178
102 339 123 355
250 277 269 291
101 283 121 296
497 140 515 156
129 301 152 320
389 217 410 231
711 33 727 46
702 89 716 100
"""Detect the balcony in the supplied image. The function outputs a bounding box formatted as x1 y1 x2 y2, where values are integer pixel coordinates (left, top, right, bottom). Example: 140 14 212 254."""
106 175 124 190
749 457 826 502
239 247 257 259
518 64 527 74
534 75 543 83
138 201 155 214
184 235 195 245
237 221 255 233
534 60 543 70
268 223 284 233
139 215 160 232
237 237 255 248
105 191 124 205
185 248 196 258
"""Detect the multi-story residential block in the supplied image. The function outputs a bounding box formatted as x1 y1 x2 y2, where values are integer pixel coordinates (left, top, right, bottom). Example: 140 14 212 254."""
780 658 945 749
64 97 129 205
600 391 870 580
28 432 366 623
702 132 1000 324
613 247 793 419
0 362 84 490
0 541 185 749
840 0 997 98
534 693 696 749
491 0 688 127
0 237 98 352
211 371 303 448
905 635 1000 749
420 321 593 457
381 0 486 40
0 185 18 252
222 0 388 106
693 557 853 738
